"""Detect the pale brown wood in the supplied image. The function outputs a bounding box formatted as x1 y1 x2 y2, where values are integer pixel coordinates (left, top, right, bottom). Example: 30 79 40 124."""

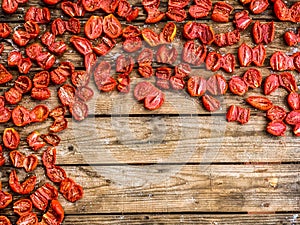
0 115 298 165
1 164 299 214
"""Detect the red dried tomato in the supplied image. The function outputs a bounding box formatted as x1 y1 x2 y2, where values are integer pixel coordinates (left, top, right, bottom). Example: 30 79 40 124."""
221 53 235 73
287 92 300 110
50 61 75 85
31 87 51 100
189 0 212 19
101 0 119 13
274 0 291 21
93 36 116 56
270 51 294 71
252 21 275 44
82 0 102 11
24 21 40 38
46 165 67 183
60 178 84 202
279 72 298 92
211 1 233 22
41 200 64 225
71 70 90 87
252 44 266 66
238 43 253 67
243 68 262 89
0 23 11 38
229 76 248 96
10 150 25 168
49 106 66 119
13 199 33 216
174 63 191 78
206 74 228 95
69 100 88 121
145 9 165 23
9 170 37 194
249 0 269 14
58 84 76 106
3 128 20 149
18 58 32 74
170 76 185 90
138 64 154 78
84 15 103 39
103 14 122 39
84 52 97 73
122 25 141 38
30 183 58 211
26 43 43 60
156 45 178 64
141 28 161 47
12 30 31 47
0 146 5 166
266 105 287 121
284 31 299 46
50 116 68 133
0 189 12 209
266 121 286 136
206 52 222 71
264 74 279 95
35 52 56 70
116 55 134 73
0 216 11 225
16 213 38 225
30 105 49 122
25 7 51 24
66 18 81 34
23 155 38 172
76 86 94 101
61 1 85 17
202 94 221 112
233 10 252 31
2 0 18 14
41 32 55 47
166 6 187 22
70 36 93 55
41 133 61 146
5 87 22 105
27 131 46 151
187 76 207 97
246 96 273 111
0 64 13 84
42 147 57 168
182 40 207 66
160 22 177 43
214 30 240 47
226 105 250 124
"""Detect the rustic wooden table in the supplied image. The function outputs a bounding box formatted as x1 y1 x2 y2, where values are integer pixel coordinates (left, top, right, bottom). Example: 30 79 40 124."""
1 0 300 224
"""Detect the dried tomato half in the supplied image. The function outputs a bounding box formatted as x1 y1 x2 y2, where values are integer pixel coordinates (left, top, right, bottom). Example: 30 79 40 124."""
243 68 262 89
266 121 286 136
2 0 18 14
46 165 67 183
27 131 46 151
42 147 57 168
252 21 275 44
60 178 84 202
233 10 252 31
182 40 207 66
25 7 51 24
156 45 178 64
13 199 33 216
41 200 64 225
69 100 88 121
0 190 12 209
229 76 248 96
246 96 273 111
103 14 122 39
264 74 279 95
266 105 287 121
0 216 11 225
41 133 61 146
287 92 300 110
0 64 13 84
279 72 298 92
0 23 11 38
84 15 103 39
30 183 58 211
206 74 228 95
5 87 22 105
202 94 221 112
9 170 37 194
211 1 233 22
3 128 20 149
187 76 207 97
58 84 76 106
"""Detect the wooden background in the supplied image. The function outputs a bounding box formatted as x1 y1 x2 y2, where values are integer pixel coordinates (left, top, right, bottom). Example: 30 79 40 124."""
0 0 300 224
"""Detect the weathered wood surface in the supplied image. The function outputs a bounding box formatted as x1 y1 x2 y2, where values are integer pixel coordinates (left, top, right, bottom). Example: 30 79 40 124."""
0 0 300 224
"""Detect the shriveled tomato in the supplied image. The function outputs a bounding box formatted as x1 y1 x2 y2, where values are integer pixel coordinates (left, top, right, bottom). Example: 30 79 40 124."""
0 23 11 38
221 53 235 73
138 64 153 78
0 216 11 225
160 22 177 43
23 155 38 172
116 55 134 73
49 106 66 119
2 0 18 14
17 58 32 74
187 76 207 97
24 21 40 38
33 71 50 88
264 74 279 95
93 36 116 56
9 170 37 194
252 44 266 66
174 63 191 78
287 92 300 110
70 36 93 55
0 64 13 84
0 189 12 209
51 18 66 36
41 200 64 225
206 74 228 95
145 9 165 23
25 43 43 60
238 43 252 67
76 86 94 102
41 32 55 47
246 96 273 111
69 100 88 121
135 83 165 110
123 36 142 52
71 70 90 87
41 133 61 146
206 52 222 71
84 15 103 39
182 40 207 66
266 121 286 136
66 18 81 34
156 45 178 64
211 2 233 22
5 87 22 105
250 0 269 14
46 165 67 183
61 1 85 17
36 52 56 70
252 21 275 44
30 183 58 211
58 84 76 106
233 10 252 31
170 76 185 90
60 178 84 202
226 105 250 124
189 0 212 19
202 94 221 112
12 30 31 46
9 150 25 168
84 52 97 73
25 7 51 24
3 128 20 149
122 25 141 38
134 81 157 101
42 147 57 168
270 51 294 71
30 105 49 123
279 72 298 92
50 116 68 133
274 0 291 21
27 131 46 151
141 28 161 47
101 0 119 13
103 14 122 39
243 68 262 89
31 87 51 100
166 6 187 22
214 30 240 47
50 61 75 85
266 105 287 121
229 76 248 96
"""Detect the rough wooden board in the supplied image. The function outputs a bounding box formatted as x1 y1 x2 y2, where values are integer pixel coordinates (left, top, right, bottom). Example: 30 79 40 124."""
1 164 299 214
0 115 298 165
4 213 300 224
59 214 300 225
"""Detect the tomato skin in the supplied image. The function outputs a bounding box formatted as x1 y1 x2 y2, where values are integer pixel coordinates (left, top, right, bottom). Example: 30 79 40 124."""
269 51 294 71
26 43 43 60
10 150 25 168
30 105 50 123
182 40 207 66
49 116 68 133
51 18 66 36
76 86 94 102
3 128 20 149
116 55 134 73
93 36 116 56
274 0 291 21
141 28 161 47
61 1 85 17
284 31 299 46
31 87 51 100
0 146 5 166
71 70 90 87
123 36 142 52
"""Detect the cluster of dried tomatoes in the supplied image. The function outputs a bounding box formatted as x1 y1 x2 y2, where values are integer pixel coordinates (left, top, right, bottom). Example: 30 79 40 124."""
1 0 300 223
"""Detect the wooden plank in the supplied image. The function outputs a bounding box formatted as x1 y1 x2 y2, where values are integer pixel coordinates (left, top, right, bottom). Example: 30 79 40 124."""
1 164 299 214
60 214 300 225
4 213 300 225
1 115 299 164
